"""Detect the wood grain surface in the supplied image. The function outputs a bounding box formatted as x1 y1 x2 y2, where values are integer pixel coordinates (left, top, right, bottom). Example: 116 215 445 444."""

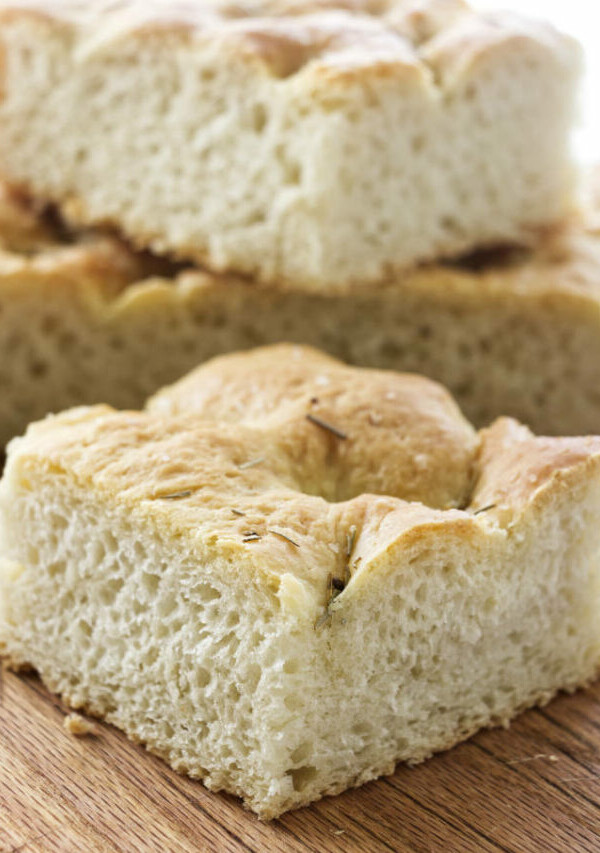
1 669 599 853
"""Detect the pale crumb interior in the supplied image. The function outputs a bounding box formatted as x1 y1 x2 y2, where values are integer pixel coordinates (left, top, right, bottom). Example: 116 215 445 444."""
0 13 578 286
1 470 599 817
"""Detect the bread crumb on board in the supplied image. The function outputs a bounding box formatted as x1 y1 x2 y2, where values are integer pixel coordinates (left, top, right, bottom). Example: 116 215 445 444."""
63 713 98 737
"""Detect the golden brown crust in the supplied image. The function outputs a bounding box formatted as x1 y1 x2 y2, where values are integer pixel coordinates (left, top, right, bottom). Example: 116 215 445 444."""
148 343 479 509
9 344 600 604
0 0 575 88
8 346 476 596
4 336 600 821
472 418 600 518
63 712 98 737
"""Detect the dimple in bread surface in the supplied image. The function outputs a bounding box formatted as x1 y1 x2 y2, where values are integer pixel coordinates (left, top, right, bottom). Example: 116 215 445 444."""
0 1 474 81
3 345 600 819
16 345 480 594
147 343 479 508
10 344 600 595
0 0 574 101
146 344 600 521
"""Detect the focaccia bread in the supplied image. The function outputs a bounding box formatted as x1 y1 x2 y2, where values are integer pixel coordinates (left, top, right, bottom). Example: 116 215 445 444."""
0 186 176 446
1 345 600 818
3 183 600 445
0 0 580 288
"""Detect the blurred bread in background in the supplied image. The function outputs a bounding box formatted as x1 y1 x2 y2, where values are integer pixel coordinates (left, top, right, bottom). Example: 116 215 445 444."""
1 175 600 445
0 0 581 288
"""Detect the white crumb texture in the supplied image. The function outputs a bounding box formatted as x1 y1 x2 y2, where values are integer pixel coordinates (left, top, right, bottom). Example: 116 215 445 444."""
0 1 581 286
1 456 599 817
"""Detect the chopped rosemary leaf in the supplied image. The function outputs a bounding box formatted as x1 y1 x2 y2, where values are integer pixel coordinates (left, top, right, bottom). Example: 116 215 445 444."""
473 504 497 516
269 530 300 548
305 413 348 441
242 530 262 543
346 524 357 558
314 611 331 631
326 572 335 598
157 490 193 501
238 456 266 471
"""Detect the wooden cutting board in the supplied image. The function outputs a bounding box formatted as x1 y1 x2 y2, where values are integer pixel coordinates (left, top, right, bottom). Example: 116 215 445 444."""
1 669 599 853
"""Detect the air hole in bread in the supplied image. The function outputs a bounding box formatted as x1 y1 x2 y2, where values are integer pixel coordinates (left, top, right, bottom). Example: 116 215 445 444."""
99 578 124 605
194 583 221 603
48 560 66 578
252 103 268 133
290 742 312 765
142 572 160 595
287 765 318 793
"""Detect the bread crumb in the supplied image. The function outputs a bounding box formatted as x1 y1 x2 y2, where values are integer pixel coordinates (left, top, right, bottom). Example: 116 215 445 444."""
506 752 559 765
64 713 98 737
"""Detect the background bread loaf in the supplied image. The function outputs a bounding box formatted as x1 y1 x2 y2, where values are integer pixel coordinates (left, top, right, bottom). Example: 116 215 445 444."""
2 184 600 444
0 0 581 287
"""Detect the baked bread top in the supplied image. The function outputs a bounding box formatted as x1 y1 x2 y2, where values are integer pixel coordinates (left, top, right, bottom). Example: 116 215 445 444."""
1 0 574 93
10 344 600 612
147 343 479 508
